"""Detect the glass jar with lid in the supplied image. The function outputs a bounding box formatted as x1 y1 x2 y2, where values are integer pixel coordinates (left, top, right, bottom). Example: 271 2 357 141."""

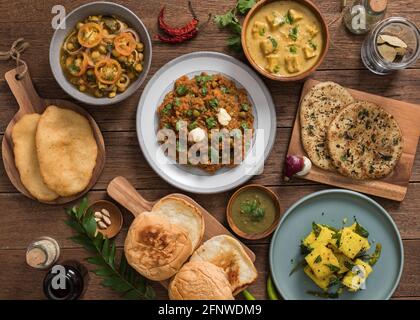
361 17 420 75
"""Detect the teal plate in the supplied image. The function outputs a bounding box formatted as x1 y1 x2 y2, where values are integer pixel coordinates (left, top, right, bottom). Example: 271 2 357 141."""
269 189 404 300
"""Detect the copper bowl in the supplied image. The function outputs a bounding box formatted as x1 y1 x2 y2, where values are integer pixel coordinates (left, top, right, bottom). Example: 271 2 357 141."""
227 184 281 240
241 0 330 81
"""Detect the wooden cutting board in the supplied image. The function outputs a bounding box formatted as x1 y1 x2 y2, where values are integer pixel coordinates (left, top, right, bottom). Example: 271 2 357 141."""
107 176 256 289
287 79 420 202
1 67 106 204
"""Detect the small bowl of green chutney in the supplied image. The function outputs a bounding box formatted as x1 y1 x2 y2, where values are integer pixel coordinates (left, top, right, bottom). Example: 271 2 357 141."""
227 184 281 240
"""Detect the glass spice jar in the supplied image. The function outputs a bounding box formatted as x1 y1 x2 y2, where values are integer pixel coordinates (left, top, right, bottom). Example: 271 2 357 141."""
26 236 60 270
361 17 420 75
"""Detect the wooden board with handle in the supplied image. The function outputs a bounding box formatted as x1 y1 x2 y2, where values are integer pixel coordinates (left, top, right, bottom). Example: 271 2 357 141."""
1 66 106 204
288 78 420 202
107 176 256 289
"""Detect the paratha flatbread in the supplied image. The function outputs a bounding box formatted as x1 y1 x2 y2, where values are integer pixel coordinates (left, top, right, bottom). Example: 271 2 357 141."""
327 101 403 180
36 106 98 197
300 82 355 170
11 114 59 201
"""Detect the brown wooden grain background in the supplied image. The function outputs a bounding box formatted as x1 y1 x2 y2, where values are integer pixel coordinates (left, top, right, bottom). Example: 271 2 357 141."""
0 0 419 300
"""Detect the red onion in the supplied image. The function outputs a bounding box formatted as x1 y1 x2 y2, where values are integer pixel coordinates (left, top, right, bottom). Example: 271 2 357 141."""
284 155 304 180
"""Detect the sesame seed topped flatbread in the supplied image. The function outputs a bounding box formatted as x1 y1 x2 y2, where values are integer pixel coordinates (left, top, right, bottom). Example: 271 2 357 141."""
300 82 355 171
327 101 403 180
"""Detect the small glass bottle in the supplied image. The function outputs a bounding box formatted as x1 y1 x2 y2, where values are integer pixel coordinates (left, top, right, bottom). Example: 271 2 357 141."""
361 17 420 75
343 0 388 35
43 261 89 300
26 237 60 270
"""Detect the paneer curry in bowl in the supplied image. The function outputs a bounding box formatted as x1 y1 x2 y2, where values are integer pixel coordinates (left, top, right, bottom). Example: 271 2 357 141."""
242 0 329 81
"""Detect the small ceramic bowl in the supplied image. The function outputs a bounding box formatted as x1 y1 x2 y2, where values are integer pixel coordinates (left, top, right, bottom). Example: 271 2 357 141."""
227 184 281 240
88 200 123 238
49 1 152 105
241 0 330 81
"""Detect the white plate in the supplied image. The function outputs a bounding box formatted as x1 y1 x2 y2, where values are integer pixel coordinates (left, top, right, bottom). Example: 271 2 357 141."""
136 52 276 194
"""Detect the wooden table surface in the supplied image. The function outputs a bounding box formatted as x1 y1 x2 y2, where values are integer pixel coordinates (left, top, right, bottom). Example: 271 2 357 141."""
1 0 419 300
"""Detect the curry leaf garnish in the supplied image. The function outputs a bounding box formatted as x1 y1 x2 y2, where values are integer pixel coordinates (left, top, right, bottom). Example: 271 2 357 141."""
325 263 340 272
314 255 322 263
65 198 155 300
354 221 369 238
312 222 321 237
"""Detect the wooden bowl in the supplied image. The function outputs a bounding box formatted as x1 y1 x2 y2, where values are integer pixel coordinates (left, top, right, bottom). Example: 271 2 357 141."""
227 184 281 240
88 200 123 239
241 0 330 81
2 67 105 204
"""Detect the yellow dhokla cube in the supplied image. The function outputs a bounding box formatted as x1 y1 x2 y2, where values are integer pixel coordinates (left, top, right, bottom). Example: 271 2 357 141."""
304 266 335 291
303 224 335 248
338 227 370 259
305 245 340 279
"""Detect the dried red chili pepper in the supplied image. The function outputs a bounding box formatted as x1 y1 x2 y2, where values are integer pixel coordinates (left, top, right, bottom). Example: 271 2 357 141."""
156 29 198 44
158 4 199 36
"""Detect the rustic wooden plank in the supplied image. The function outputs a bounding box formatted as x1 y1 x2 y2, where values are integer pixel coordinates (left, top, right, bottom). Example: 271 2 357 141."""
0 0 419 79
1 126 420 194
1 69 419 133
1 182 420 251
0 240 418 299
288 78 420 202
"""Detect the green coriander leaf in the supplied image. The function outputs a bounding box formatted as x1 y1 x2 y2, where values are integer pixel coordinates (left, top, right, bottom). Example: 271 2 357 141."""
227 35 242 52
285 10 294 24
206 117 217 129
236 0 256 15
214 10 242 34
289 26 299 41
314 255 322 263
176 85 188 96
289 45 297 54
268 35 278 48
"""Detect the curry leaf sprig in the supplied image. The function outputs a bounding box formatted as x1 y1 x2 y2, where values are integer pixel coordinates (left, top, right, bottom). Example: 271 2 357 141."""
64 197 155 300
213 0 256 52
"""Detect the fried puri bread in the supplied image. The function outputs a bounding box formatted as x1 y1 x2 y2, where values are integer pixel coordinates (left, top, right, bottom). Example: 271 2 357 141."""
124 213 193 281
169 261 234 300
36 106 98 197
327 101 403 179
152 196 204 250
11 114 59 201
190 235 257 295
300 82 355 171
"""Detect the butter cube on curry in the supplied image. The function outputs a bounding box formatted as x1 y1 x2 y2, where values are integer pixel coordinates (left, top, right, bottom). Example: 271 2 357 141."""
338 227 370 259
305 245 340 279
260 36 279 55
342 259 373 291
266 11 285 28
285 55 300 73
252 21 268 37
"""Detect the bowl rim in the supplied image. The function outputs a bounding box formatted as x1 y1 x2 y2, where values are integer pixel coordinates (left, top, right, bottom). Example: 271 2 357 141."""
49 1 152 106
227 184 281 240
241 0 330 81
269 189 404 300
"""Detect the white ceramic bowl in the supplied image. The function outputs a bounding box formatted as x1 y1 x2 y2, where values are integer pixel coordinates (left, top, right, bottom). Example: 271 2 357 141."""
49 1 152 106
